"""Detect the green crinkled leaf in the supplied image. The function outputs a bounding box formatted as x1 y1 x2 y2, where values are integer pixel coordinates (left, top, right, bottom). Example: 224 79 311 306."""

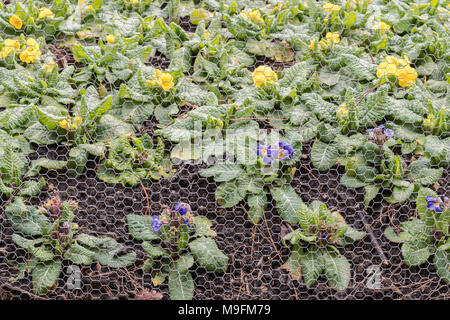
32 259 62 295
300 248 324 289
74 234 136 268
193 216 217 237
96 114 134 141
5 198 51 236
247 193 267 225
384 227 411 243
388 184 415 204
64 243 96 265
168 270 194 300
311 140 339 172
174 254 195 273
271 185 304 224
142 242 169 258
0 146 27 185
18 178 46 197
302 93 337 123
279 61 316 88
423 136 450 166
364 184 381 207
199 162 244 182
434 249 450 283
322 250 351 291
24 122 59 145
402 239 434 266
127 214 159 241
12 234 54 262
188 237 228 273
36 105 68 131
245 39 294 62
26 158 67 178
281 248 303 280
215 180 246 208
154 104 179 125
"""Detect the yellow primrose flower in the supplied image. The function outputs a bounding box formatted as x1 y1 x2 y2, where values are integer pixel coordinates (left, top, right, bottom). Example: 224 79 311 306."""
38 7 55 19
372 22 390 31
59 119 69 129
146 79 158 87
324 18 329 23
323 2 341 12
376 61 397 78
249 9 264 23
396 56 410 68
0 39 20 58
159 73 174 91
106 34 115 43
26 37 40 49
240 9 264 24
377 55 417 87
19 38 41 64
154 69 162 78
252 72 266 87
9 14 23 30
252 65 277 87
272 2 286 13
43 60 57 73
396 65 418 87
326 32 340 44
74 116 83 125
337 103 349 120
20 47 41 63
423 114 434 128
308 39 316 50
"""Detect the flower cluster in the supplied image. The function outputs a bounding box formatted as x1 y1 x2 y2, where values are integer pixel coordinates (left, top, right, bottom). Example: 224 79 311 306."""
146 69 175 91
19 38 42 64
309 221 338 246
0 37 42 64
240 9 265 24
152 203 193 233
255 141 295 165
366 125 394 144
252 65 278 87
308 32 340 51
326 32 340 44
59 116 83 130
0 39 20 59
40 188 79 218
323 2 341 12
336 103 349 122
377 55 418 87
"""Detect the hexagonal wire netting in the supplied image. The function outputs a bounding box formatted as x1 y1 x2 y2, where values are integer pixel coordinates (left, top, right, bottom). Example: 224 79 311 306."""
0 0 449 300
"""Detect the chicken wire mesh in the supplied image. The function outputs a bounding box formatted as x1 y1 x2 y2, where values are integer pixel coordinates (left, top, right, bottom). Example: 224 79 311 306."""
0 0 449 301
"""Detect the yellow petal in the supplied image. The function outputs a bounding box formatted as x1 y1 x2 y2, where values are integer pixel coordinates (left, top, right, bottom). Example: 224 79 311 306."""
106 34 115 43
9 15 23 30
38 7 54 19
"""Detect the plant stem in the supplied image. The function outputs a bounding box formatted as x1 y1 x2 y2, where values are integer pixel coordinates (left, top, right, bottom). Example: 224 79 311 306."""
357 210 389 265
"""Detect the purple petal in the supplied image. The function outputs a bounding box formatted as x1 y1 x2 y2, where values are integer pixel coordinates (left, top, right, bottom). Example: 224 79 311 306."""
384 128 394 138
